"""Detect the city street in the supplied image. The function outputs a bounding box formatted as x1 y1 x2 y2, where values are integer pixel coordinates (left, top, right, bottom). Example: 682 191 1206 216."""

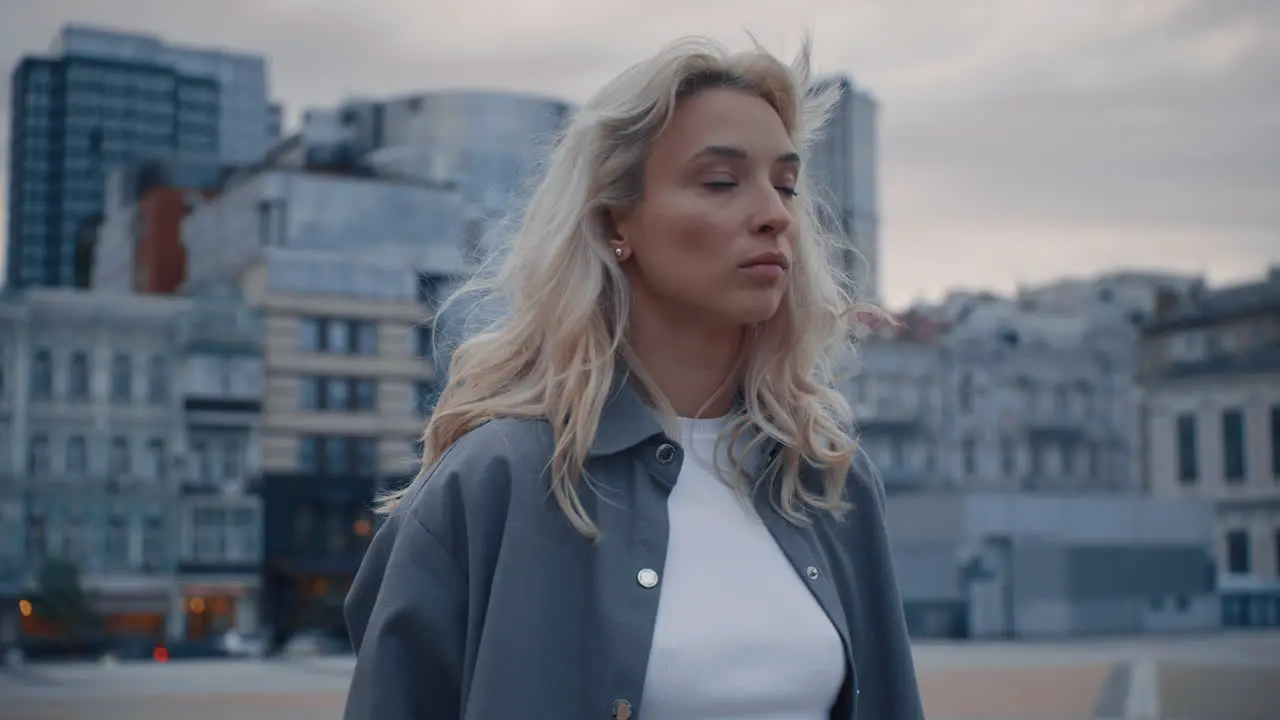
1 632 1277 719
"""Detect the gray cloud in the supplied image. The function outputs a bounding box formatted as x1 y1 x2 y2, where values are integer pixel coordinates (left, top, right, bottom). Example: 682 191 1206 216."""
1 0 1276 305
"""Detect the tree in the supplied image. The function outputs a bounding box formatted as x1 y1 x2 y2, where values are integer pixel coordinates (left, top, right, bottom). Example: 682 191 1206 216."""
33 558 97 639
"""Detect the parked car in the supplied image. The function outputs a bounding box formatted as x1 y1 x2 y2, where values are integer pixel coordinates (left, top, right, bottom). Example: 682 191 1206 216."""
215 631 267 659
280 629 350 658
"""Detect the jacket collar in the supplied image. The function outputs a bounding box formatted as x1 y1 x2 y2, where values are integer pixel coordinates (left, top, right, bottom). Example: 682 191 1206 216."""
588 367 667 458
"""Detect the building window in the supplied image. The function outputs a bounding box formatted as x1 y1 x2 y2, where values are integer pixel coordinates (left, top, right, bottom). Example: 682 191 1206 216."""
298 317 378 355
229 506 260 561
299 376 377 411
957 373 973 414
326 320 350 354
147 354 168 404
354 378 377 410
1176 413 1198 484
191 506 227 562
222 437 242 480
961 437 977 476
998 438 1016 476
298 437 318 474
1270 404 1279 479
1275 529 1280 576
110 353 132 403
192 439 211 482
1052 385 1069 417
298 435 378 476
414 325 434 360
356 322 378 354
66 435 87 475
146 438 166 480
1222 409 1246 482
109 436 131 476
104 516 130 570
31 349 53 400
1225 529 1250 575
142 516 165 569
69 351 91 400
28 433 50 475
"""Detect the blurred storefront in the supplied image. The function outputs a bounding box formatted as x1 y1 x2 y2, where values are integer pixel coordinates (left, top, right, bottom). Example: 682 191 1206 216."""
260 472 377 649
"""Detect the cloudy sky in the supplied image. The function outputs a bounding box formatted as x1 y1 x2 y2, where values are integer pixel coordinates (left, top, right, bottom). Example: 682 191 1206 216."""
1 0 1276 307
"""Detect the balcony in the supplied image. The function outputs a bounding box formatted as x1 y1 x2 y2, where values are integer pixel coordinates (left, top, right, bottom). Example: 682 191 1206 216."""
183 396 262 413
856 397 927 433
176 307 263 354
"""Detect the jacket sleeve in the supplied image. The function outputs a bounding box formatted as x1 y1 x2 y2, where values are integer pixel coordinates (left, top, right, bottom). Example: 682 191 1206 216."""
343 511 467 720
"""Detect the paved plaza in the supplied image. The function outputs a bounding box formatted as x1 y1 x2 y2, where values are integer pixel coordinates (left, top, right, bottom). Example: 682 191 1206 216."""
0 632 1276 719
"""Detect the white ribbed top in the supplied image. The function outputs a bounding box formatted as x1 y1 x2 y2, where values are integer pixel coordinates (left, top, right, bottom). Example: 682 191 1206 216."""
639 416 845 720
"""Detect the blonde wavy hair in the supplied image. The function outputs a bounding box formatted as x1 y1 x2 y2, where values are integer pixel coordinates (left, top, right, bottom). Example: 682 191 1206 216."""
381 35 879 536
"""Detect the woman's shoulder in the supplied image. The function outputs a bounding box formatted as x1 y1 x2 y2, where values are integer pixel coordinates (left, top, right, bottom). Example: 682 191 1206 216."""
845 448 888 513
394 416 555 546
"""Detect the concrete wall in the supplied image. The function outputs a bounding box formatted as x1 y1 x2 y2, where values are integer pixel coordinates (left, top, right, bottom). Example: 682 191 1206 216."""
889 491 1221 638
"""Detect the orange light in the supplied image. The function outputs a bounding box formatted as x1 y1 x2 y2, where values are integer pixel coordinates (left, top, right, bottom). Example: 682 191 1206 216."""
17 600 32 617
188 597 205 613
353 519 372 537
153 646 169 663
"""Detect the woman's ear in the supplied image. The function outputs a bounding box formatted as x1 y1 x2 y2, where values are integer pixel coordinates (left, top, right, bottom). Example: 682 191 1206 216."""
603 206 631 244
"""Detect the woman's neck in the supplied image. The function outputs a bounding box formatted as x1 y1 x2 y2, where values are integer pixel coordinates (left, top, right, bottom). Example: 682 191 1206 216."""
627 302 743 418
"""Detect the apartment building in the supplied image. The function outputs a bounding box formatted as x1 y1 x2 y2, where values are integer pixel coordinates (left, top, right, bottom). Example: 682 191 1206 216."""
239 245 449 644
1141 268 1280 629
174 155 469 643
0 288 264 653
844 312 947 494
173 287 264 642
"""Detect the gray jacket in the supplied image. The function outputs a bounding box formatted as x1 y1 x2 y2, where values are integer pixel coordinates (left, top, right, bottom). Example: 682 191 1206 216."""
343 376 924 720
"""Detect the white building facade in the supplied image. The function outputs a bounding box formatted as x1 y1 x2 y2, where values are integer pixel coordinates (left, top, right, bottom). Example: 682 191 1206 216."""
0 288 263 648
1141 268 1280 629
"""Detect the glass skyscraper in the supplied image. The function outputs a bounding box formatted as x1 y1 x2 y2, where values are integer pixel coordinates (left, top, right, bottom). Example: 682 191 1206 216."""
5 25 272 290
808 75 880 303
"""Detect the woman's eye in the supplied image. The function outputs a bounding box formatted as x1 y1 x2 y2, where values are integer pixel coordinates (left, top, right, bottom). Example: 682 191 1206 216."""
776 186 799 197
702 180 738 190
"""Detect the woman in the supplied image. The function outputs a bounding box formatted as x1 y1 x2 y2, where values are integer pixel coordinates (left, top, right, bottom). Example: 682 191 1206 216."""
344 36 924 720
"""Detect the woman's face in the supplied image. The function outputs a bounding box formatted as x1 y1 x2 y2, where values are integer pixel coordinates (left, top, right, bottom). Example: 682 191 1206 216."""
614 87 800 329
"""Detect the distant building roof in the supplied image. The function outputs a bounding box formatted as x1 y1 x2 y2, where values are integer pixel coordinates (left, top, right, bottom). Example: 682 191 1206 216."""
1144 267 1280 333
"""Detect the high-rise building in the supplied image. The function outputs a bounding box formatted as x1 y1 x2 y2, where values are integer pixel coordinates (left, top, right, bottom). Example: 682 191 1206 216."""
5 25 272 291
808 75 880 303
51 26 274 165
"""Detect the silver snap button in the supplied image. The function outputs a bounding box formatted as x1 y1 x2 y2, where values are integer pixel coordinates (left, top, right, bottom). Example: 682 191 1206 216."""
637 568 660 588
806 565 820 580
655 443 676 464
612 698 633 720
